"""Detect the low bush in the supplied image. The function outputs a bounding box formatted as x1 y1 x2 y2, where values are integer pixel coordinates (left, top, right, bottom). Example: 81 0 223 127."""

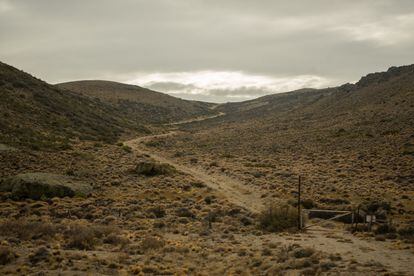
259 204 299 232
29 247 50 264
122 145 132 153
301 199 316 209
293 247 315 258
398 225 414 238
0 246 16 265
362 200 391 213
0 219 60 240
64 223 121 250
147 206 166 218
133 161 175 176
375 224 396 235
141 236 165 251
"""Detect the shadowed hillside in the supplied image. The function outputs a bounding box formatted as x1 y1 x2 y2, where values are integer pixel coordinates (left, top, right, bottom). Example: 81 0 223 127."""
57 80 217 124
0 62 148 150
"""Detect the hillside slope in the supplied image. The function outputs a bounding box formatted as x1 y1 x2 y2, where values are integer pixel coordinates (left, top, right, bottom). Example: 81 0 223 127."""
217 65 414 124
0 62 147 150
148 64 414 221
57 80 217 124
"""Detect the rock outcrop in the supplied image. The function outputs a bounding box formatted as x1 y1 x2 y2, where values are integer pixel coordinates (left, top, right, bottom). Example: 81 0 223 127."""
0 173 92 200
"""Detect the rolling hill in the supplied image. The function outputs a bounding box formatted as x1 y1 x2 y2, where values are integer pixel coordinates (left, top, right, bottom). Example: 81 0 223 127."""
0 62 149 150
0 62 217 150
216 64 414 123
57 80 217 124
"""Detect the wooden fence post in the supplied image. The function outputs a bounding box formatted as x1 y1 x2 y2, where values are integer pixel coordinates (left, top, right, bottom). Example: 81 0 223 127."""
298 175 301 230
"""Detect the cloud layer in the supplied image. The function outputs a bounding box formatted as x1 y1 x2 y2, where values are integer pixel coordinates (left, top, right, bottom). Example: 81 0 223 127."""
1 0 414 102
128 71 333 102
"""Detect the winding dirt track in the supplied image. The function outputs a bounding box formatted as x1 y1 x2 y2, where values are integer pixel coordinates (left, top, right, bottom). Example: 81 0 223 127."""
166 112 225 126
125 131 263 213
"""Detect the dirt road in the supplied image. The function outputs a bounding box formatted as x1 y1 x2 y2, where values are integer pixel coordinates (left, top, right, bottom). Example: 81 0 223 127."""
125 131 263 213
166 112 225 126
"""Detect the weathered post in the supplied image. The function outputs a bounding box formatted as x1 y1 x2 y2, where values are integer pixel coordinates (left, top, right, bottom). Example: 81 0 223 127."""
354 206 360 232
298 175 301 230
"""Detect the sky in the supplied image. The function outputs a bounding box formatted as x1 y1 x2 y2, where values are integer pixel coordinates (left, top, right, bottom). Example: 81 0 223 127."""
1 0 414 102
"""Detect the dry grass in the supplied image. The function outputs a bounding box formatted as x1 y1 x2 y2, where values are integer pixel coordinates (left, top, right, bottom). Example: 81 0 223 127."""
141 236 165 251
64 223 123 250
0 219 60 240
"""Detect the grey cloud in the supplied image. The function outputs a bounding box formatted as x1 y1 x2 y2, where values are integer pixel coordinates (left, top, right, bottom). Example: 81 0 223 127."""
143 82 279 103
146 82 198 92
1 0 414 102
207 87 272 98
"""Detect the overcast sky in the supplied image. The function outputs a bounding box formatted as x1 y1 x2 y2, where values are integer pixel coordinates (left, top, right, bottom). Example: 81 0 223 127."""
1 0 414 102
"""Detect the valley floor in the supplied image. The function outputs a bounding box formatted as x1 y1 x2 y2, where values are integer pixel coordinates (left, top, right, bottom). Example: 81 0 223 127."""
1 123 413 275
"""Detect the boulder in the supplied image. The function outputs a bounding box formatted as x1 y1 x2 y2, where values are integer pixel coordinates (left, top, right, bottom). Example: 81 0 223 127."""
0 173 92 200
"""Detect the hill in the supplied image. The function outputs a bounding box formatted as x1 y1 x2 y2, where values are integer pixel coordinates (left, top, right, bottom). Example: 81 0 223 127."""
217 65 414 123
143 64 414 223
57 80 217 124
0 62 148 150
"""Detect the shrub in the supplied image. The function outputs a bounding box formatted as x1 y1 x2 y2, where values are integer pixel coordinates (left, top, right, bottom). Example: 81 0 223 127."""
293 247 315 258
133 161 175 176
141 236 165 251
362 200 391 213
65 224 97 250
64 223 120 250
375 224 396 235
103 233 129 248
398 225 414 238
29 247 50 264
147 206 166 218
0 246 16 265
0 219 59 240
301 199 316 209
176 207 195 218
122 145 132 153
259 204 299 232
